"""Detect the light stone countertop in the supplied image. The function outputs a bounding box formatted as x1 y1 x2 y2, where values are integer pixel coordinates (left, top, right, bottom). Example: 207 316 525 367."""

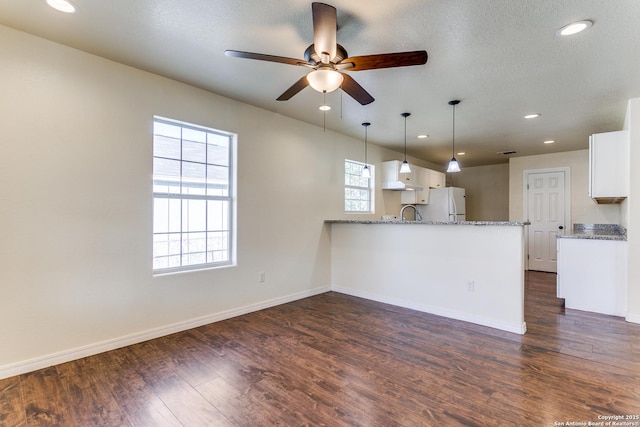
557 223 627 241
325 219 530 226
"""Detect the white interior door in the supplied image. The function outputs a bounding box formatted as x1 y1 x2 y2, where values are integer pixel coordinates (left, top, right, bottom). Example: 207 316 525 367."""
527 171 566 272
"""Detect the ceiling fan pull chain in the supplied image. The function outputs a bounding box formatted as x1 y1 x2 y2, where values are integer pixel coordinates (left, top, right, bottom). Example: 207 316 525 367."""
323 91 326 132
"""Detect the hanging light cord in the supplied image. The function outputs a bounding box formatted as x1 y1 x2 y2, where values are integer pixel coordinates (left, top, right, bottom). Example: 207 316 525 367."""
404 115 407 161
451 103 456 157
323 91 326 132
364 124 368 164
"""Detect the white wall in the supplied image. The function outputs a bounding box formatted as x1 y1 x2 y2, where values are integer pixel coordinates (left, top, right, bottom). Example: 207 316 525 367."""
624 98 640 323
330 223 526 334
450 164 509 221
508 150 621 226
0 25 413 377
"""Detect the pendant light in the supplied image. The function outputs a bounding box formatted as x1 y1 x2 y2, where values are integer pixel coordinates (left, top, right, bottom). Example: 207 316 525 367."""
361 122 371 179
400 112 411 173
447 100 461 173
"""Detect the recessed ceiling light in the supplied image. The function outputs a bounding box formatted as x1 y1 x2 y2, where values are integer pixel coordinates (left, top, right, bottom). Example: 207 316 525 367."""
544 140 555 144
318 105 331 111
556 20 592 37
524 113 541 119
46 0 77 13
457 152 466 156
417 134 429 139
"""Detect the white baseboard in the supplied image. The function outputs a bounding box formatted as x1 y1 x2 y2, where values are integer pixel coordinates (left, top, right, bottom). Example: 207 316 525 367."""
332 285 527 335
0 286 330 380
626 313 640 324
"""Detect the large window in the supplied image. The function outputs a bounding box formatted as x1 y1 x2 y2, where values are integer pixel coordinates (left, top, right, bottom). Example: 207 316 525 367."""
152 117 235 273
344 159 374 213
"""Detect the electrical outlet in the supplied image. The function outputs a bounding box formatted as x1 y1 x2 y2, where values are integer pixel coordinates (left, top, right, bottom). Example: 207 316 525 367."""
259 272 266 283
467 280 475 292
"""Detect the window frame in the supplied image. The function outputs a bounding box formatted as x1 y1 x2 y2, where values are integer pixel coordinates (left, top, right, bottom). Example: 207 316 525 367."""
152 116 236 275
344 158 374 214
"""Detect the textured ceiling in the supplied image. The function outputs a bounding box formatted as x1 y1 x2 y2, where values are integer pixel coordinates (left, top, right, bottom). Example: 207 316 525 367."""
1 0 639 167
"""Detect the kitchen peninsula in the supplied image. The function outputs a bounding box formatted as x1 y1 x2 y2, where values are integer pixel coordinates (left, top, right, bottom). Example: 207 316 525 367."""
326 220 529 334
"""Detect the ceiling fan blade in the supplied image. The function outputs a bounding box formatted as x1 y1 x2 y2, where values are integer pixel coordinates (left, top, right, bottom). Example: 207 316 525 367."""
225 50 311 67
341 74 374 105
312 2 337 61
276 76 310 101
339 50 428 71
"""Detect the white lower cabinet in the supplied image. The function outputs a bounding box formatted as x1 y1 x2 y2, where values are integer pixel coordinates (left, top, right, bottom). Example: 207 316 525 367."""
556 238 627 316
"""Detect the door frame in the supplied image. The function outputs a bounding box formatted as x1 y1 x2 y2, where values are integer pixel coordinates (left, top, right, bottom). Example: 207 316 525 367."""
522 167 571 271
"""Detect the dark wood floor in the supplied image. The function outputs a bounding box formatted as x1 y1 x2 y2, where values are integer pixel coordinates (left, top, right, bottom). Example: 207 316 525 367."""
2 271 640 426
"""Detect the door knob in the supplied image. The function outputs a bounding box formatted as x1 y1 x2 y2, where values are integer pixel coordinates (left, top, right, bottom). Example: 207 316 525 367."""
559 226 564 230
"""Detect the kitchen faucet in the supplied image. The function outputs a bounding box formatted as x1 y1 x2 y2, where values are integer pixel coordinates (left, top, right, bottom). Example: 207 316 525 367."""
400 204 422 221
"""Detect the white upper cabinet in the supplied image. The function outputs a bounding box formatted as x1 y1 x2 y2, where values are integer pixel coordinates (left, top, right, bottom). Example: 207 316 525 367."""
589 130 629 203
381 160 421 190
429 170 446 189
401 167 431 204
383 160 445 203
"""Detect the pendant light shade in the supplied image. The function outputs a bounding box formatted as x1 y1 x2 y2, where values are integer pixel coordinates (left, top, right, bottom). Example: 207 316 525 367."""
362 122 371 179
400 160 411 174
400 112 411 174
447 158 460 173
447 100 461 173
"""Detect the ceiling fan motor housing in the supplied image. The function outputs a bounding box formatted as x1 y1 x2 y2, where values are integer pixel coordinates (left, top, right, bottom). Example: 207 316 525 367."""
305 43 348 65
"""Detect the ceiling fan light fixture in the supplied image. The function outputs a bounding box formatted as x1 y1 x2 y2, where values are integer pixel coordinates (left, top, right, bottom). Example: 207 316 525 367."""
307 69 343 93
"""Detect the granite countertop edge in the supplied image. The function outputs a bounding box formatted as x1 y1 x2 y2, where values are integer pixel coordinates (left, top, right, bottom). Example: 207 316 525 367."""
325 220 530 226
558 234 626 241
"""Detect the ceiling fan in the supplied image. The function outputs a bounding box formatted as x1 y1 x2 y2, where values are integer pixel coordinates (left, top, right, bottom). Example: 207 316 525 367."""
224 2 428 105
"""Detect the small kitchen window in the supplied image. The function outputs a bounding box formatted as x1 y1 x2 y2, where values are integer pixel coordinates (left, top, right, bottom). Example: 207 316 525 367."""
344 159 374 213
152 116 236 274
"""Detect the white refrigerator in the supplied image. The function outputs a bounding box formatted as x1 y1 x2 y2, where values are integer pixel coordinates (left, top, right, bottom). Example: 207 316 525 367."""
418 187 466 222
